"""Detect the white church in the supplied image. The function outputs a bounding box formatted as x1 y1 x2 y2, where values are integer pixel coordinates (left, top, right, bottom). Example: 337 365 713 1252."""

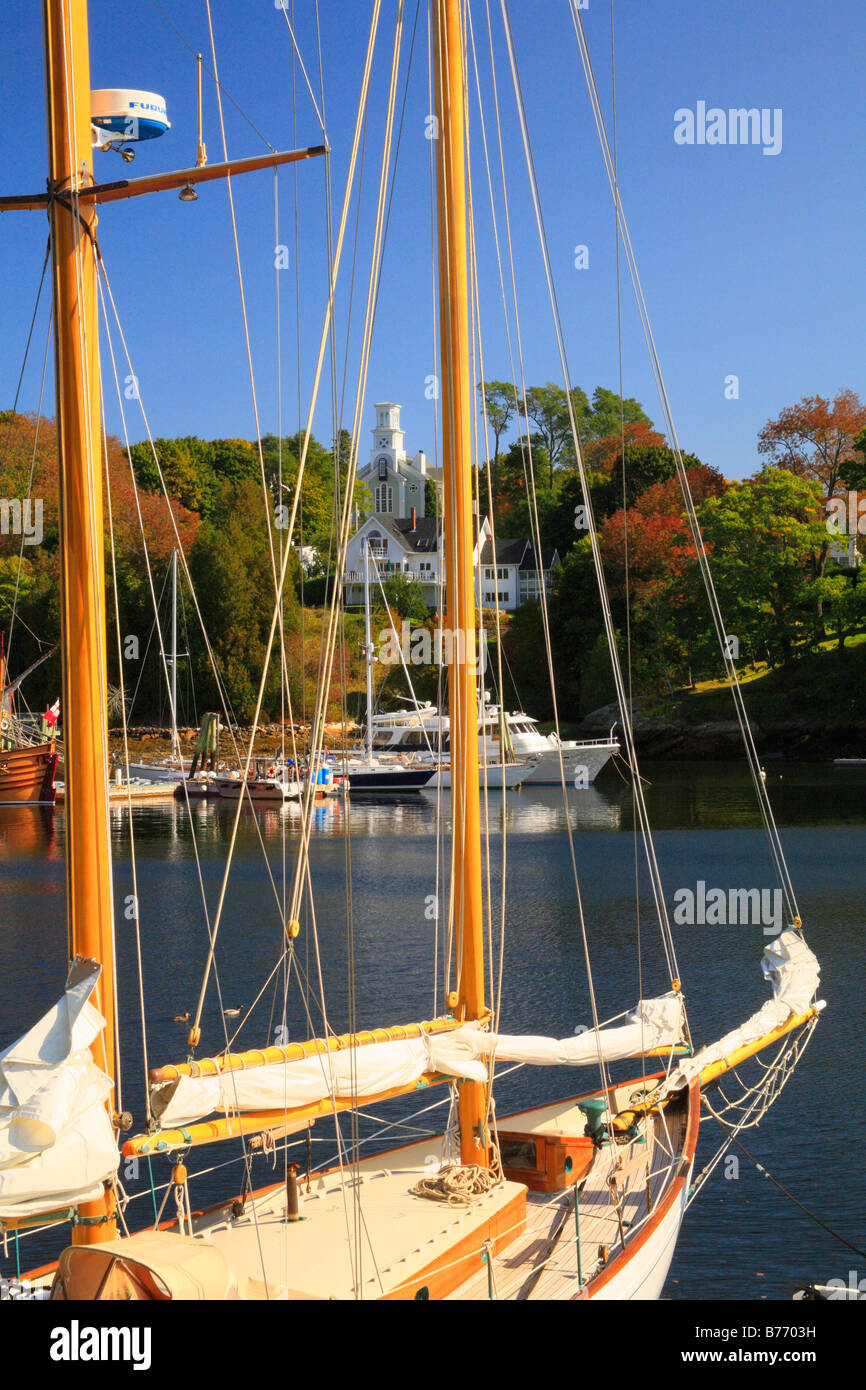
343 402 559 611
358 401 440 518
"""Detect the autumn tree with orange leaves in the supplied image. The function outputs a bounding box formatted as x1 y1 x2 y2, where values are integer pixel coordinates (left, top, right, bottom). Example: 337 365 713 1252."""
758 390 866 581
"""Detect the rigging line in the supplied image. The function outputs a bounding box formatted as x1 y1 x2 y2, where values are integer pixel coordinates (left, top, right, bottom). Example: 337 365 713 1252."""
125 564 170 722
6 305 53 671
464 101 498 1043
100 380 151 1123
718 1141 866 1263
687 1029 816 1210
481 0 614 1102
187 0 386 1033
499 0 682 999
461 18 496 1026
283 0 405 947
465 3 508 1041
608 0 646 1082
97 274 291 979
566 1 800 926
97 288 290 941
272 6 408 1295
148 0 276 151
0 237 51 472
204 0 280 606
426 0 446 1019
97 269 243 738
276 2 326 134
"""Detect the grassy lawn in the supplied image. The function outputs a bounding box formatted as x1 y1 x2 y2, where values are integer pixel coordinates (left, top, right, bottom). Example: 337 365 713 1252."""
676 632 866 724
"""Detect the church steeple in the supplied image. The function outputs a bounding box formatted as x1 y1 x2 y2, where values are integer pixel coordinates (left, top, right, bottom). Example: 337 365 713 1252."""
361 400 440 520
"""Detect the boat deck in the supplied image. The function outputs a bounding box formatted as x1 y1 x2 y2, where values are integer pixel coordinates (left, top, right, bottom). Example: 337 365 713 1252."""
448 1104 686 1300
189 1091 688 1300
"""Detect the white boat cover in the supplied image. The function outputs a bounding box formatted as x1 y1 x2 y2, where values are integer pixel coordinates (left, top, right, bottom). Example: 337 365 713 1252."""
658 929 820 1099
151 995 684 1130
0 964 119 1219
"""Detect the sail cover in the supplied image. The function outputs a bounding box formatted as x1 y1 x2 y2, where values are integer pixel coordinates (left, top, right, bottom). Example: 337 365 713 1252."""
151 994 684 1130
658 929 820 1099
0 962 118 1219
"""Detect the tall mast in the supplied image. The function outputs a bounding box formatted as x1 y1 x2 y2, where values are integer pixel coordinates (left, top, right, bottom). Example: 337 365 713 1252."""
363 541 374 763
170 547 179 759
434 0 489 1168
43 0 117 1241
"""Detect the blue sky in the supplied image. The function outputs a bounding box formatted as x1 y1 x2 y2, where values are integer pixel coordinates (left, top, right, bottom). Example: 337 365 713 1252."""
1 0 864 482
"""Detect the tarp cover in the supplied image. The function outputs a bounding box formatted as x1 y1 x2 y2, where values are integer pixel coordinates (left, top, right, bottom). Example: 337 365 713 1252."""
0 964 118 1218
151 995 683 1130
658 929 820 1098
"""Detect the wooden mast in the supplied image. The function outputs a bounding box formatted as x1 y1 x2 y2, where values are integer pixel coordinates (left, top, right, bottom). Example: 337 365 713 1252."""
433 0 489 1168
43 0 117 1242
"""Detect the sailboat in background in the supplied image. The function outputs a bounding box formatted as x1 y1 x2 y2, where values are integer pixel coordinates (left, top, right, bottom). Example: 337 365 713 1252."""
0 0 823 1302
0 635 58 805
125 548 189 784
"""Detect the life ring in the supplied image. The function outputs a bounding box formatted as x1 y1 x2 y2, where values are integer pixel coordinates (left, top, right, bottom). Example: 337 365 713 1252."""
0 716 9 732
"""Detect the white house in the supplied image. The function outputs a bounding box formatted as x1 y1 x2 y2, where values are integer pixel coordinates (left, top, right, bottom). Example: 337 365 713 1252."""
344 513 559 613
344 401 559 610
344 512 491 608
477 536 560 610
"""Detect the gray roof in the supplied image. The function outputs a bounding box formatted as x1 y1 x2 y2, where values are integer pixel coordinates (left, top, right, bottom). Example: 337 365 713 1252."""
478 537 559 571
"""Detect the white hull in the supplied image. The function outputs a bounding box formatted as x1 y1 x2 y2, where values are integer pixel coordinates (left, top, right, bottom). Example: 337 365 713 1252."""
522 742 619 786
125 762 187 784
586 1160 692 1300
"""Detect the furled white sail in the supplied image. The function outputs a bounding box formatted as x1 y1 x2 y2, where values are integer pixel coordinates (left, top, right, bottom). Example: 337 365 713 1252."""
450 994 684 1069
658 929 820 1099
0 963 119 1219
151 995 683 1130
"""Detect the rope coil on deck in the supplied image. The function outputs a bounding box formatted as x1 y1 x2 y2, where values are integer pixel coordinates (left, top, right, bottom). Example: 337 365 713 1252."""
411 1160 502 1206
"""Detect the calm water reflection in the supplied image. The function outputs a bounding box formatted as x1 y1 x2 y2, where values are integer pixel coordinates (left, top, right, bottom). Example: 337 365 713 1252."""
1 761 862 1299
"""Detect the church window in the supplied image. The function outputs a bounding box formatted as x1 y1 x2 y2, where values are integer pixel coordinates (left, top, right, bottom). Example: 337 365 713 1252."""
375 484 394 514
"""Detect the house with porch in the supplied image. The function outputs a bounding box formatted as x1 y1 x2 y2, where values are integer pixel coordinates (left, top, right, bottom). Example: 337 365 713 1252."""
344 512 559 612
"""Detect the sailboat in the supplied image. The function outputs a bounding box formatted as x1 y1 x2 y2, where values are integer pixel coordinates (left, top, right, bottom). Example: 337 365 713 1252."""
124 549 190 784
0 0 822 1302
0 637 59 805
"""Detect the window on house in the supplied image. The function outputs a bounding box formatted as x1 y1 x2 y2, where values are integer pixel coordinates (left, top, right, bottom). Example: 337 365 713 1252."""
375 484 393 514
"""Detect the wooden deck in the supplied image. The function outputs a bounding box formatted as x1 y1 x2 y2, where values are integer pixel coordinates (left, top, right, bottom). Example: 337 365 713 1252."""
448 1103 688 1300
179 1089 690 1301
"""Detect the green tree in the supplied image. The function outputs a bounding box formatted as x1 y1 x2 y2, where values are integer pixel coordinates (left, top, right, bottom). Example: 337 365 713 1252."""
695 468 827 668
479 380 517 471
189 478 297 720
522 384 589 486
582 386 654 442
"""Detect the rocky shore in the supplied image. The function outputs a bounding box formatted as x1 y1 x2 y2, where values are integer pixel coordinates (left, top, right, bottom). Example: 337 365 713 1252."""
579 703 866 760
106 723 356 764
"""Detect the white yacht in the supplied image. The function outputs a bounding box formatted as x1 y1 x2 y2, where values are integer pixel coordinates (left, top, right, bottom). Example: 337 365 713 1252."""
371 698 619 786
